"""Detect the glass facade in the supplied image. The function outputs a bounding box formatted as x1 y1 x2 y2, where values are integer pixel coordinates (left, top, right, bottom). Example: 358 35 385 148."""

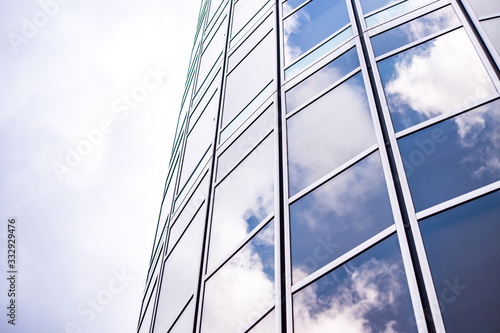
138 0 500 332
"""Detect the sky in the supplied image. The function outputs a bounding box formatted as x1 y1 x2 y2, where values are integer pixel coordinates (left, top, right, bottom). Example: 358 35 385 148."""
0 0 200 332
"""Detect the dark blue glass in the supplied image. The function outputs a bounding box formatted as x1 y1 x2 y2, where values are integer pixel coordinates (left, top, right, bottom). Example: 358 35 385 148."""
202 221 275 332
293 235 417 332
378 28 496 132
289 152 394 283
284 0 349 65
399 99 500 211
371 6 460 57
420 190 500 332
285 47 360 113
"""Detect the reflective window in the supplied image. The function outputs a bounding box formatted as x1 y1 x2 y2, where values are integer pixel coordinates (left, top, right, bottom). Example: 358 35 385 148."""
169 299 195 333
283 0 308 16
289 152 394 283
190 81 219 132
359 0 396 14
399 99 500 211
209 0 224 22
217 105 274 181
201 221 275 333
285 47 360 113
287 73 376 196
208 135 274 271
365 0 432 27
466 0 500 18
197 17 227 89
232 0 269 38
178 94 217 191
293 235 417 332
140 280 157 333
222 32 274 128
420 190 500 332
378 28 496 132
154 207 205 333
482 17 500 54
284 0 350 65
247 309 275 332
371 6 460 57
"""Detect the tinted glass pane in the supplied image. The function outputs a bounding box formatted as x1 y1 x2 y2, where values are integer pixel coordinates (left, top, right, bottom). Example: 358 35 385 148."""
232 0 269 38
466 0 500 18
359 0 396 14
217 105 274 181
371 6 460 57
365 0 431 27
293 235 417 332
283 0 308 16
482 17 500 55
248 310 275 332
223 32 274 128
290 152 394 283
201 221 275 333
154 209 205 333
208 135 274 271
284 0 350 65
399 99 500 211
169 300 195 333
287 73 376 196
420 190 500 332
286 47 360 113
378 28 496 132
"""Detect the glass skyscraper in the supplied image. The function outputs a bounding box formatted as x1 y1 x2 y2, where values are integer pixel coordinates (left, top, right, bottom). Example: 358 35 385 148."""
138 0 500 332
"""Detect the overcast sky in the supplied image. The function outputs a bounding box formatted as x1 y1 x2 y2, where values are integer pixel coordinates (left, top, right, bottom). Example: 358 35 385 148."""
0 0 200 331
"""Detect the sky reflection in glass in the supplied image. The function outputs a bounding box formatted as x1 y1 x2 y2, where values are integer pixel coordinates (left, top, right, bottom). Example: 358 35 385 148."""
284 0 349 65
420 190 500 332
293 235 417 332
399 99 500 211
202 221 275 333
287 73 376 196
289 152 394 283
378 28 496 132
208 135 274 271
285 47 360 113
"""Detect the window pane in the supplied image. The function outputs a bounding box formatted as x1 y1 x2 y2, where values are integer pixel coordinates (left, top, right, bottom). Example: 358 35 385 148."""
232 0 269 38
208 135 274 271
247 309 275 332
371 6 460 57
420 190 500 332
482 17 500 55
169 300 195 333
201 221 275 333
378 28 496 132
359 0 396 14
154 208 205 333
284 0 350 65
217 105 274 181
290 152 394 283
293 235 417 332
197 17 227 89
222 32 274 128
287 73 376 196
399 99 500 211
365 0 432 27
139 282 156 333
283 0 308 16
466 0 500 18
286 47 360 113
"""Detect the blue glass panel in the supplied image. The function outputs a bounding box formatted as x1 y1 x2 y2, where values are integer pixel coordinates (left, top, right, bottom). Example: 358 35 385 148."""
287 73 376 196
293 235 417 332
202 221 275 333
378 28 496 132
399 99 500 211
371 6 460 57
420 190 500 332
359 0 396 15
285 47 360 113
289 152 394 283
283 0 308 16
284 0 349 65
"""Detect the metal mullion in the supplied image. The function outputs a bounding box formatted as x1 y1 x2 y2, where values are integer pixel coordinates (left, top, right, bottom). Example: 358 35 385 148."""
395 94 500 139
451 0 500 89
175 153 212 213
213 130 273 187
374 24 461 62
356 30 429 333
282 0 312 19
204 212 275 280
364 20 447 333
285 67 362 118
291 225 397 293
231 0 274 46
228 10 274 56
166 295 194 333
244 306 275 332
226 29 273 77
416 180 500 220
363 0 407 18
288 145 378 204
